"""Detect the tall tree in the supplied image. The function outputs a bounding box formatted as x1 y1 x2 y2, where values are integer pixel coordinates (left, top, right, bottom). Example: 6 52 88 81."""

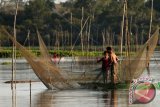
24 0 54 29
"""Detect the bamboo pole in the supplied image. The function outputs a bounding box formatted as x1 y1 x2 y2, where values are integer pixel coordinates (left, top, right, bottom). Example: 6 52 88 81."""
149 0 153 39
70 13 73 51
120 0 126 58
135 27 138 52
129 16 132 52
71 16 89 50
102 31 105 50
85 18 91 58
70 12 73 72
141 29 144 45
11 0 19 90
147 0 153 76
124 0 129 57
88 18 91 54
67 31 69 47
125 0 132 80
80 7 84 54
30 80 32 107
27 30 32 107
122 0 132 81
106 30 109 46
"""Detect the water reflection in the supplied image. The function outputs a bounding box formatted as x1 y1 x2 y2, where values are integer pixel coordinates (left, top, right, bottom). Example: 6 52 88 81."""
102 90 118 107
33 89 121 107
12 89 16 107
110 90 118 107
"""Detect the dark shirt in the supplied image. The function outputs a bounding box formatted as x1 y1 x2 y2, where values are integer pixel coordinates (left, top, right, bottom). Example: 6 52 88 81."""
97 57 111 71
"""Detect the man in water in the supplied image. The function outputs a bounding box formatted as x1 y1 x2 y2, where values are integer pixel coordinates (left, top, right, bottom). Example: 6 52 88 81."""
106 46 119 84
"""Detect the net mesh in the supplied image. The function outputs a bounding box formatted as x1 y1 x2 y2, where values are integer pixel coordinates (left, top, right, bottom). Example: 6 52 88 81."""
118 27 159 82
36 30 80 88
2 29 80 90
1 27 159 89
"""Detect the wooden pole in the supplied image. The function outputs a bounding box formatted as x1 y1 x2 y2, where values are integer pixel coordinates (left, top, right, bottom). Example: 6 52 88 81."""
102 31 105 50
86 18 91 58
30 80 32 107
147 0 153 75
135 27 138 52
124 0 129 57
11 0 19 90
149 0 153 39
120 0 126 58
80 7 84 54
129 16 132 52
70 13 73 51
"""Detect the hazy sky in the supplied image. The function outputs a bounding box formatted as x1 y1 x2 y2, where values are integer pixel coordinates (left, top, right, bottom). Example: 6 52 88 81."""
55 0 67 4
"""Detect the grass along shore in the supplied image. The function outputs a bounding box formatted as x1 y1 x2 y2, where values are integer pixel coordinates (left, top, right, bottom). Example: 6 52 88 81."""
0 45 151 58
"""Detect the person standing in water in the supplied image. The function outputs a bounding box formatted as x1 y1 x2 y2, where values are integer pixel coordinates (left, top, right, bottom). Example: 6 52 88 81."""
96 51 111 84
106 46 119 84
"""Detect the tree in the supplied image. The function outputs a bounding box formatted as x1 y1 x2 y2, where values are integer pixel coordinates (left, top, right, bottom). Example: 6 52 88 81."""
24 0 55 29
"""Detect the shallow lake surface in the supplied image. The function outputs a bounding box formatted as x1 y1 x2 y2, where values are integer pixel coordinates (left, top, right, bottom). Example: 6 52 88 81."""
1 51 160 107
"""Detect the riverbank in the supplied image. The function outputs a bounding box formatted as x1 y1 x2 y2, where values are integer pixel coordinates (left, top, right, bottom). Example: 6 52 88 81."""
1 45 160 58
0 49 102 58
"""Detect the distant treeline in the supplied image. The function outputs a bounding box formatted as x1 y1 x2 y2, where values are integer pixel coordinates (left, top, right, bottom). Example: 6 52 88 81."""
0 0 160 48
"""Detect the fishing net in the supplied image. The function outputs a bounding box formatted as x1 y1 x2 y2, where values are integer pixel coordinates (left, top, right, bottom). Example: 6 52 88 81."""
1 26 159 89
36 30 81 88
2 29 80 90
37 30 101 84
118 27 159 82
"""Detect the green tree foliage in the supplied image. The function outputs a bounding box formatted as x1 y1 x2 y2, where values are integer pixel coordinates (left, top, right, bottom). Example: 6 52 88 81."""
24 0 54 29
146 0 160 26
0 0 160 47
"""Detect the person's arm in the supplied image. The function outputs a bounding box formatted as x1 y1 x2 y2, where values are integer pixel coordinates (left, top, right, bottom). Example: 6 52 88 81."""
97 57 103 63
116 56 119 62
112 54 118 64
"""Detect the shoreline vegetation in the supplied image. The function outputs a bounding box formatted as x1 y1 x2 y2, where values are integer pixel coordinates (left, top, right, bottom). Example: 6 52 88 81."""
1 46 160 58
0 46 117 58
0 48 102 58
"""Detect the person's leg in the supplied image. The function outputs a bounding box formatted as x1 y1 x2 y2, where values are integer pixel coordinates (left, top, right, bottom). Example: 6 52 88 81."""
106 70 108 84
111 65 114 84
102 71 106 84
114 63 119 83
94 70 102 82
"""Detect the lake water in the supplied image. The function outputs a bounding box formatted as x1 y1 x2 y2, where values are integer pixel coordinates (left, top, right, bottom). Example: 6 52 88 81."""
1 51 160 107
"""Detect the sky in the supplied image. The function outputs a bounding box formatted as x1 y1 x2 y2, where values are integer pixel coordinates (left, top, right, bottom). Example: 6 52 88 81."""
54 0 68 4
